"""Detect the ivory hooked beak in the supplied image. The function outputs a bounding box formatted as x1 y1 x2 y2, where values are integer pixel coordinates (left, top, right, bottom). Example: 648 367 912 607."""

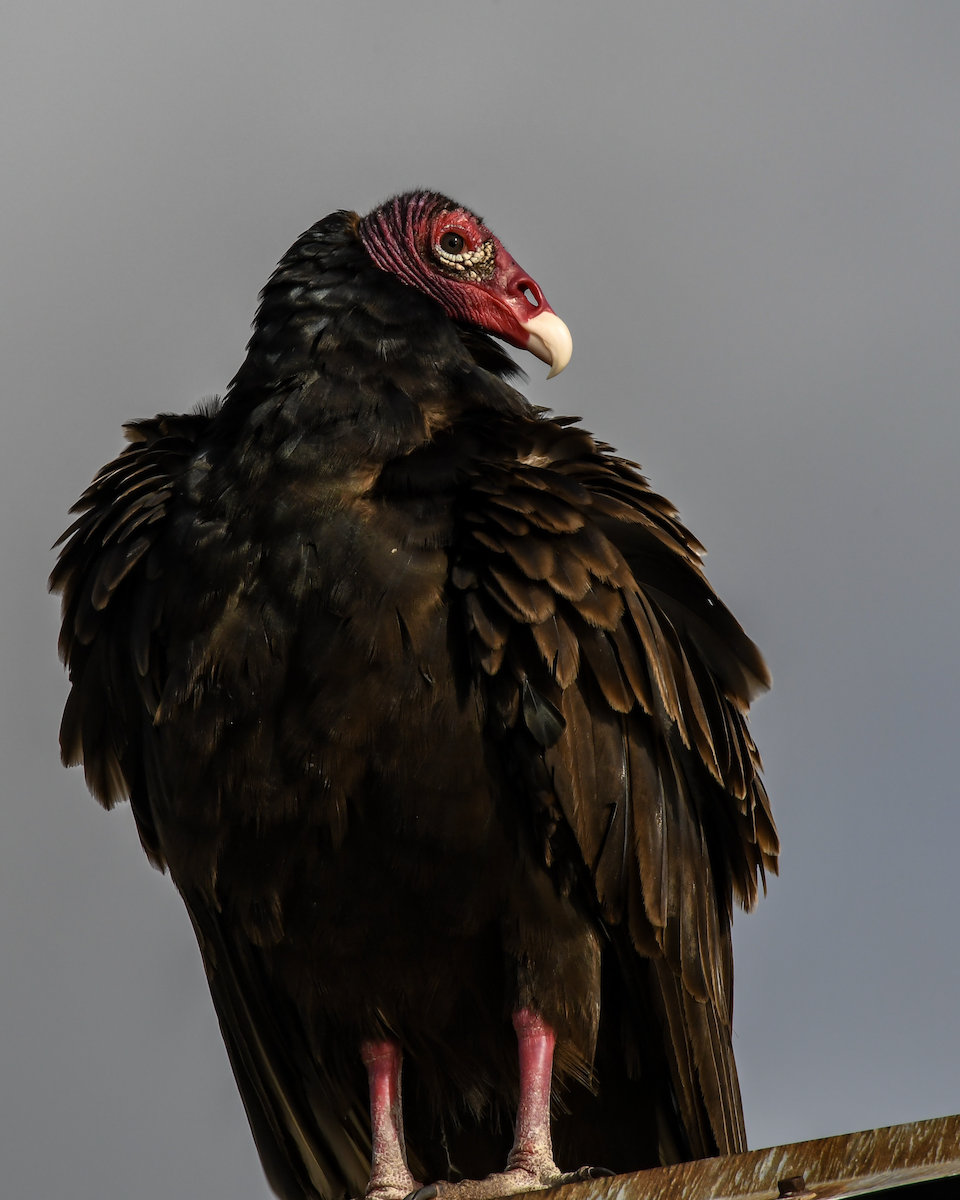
520 310 573 379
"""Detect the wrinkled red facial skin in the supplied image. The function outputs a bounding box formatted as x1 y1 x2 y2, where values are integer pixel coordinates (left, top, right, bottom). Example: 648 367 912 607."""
358 194 555 352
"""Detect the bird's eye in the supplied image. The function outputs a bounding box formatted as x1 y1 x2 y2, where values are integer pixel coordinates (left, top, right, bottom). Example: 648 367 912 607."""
439 231 466 255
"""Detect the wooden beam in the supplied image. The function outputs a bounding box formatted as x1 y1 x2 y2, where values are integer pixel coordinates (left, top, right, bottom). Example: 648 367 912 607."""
532 1113 960 1199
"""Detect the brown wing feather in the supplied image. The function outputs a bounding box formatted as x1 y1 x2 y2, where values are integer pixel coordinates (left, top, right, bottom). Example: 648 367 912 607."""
454 414 779 1157
51 413 210 821
182 889 372 1200
50 409 377 1200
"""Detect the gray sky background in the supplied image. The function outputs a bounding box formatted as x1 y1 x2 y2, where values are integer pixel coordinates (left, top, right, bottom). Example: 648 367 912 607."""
3 3 959 1197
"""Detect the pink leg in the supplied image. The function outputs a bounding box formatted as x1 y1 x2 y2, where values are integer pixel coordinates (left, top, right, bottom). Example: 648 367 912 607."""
361 1038 420 1200
399 1011 610 1200
506 1009 558 1176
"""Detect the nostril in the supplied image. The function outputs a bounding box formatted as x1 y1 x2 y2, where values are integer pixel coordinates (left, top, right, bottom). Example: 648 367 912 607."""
521 286 540 308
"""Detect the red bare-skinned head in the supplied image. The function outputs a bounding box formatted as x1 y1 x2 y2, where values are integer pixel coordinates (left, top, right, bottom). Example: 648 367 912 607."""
358 192 572 378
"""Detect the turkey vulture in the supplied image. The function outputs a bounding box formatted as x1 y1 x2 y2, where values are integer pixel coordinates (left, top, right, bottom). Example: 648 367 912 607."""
52 191 778 1200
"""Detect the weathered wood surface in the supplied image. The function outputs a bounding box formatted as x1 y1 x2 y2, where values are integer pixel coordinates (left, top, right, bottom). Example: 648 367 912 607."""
525 1113 960 1199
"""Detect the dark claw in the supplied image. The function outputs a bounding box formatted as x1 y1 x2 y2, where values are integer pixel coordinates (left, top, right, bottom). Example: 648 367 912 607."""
559 1167 616 1183
405 1187 438 1200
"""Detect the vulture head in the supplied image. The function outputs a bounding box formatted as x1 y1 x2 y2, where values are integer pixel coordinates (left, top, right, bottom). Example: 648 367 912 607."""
359 191 573 378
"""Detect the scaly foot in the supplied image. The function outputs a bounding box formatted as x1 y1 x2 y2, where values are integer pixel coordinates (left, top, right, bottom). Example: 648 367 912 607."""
406 1164 613 1200
368 1180 422 1200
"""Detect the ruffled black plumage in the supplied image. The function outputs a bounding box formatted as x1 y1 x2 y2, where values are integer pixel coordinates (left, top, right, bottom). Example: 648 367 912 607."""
52 205 777 1199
